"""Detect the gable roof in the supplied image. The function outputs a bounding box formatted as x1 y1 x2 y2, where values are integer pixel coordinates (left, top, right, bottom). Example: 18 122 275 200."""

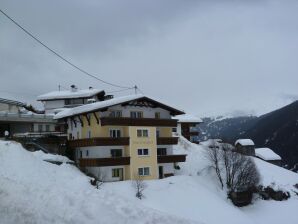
255 148 281 161
54 94 184 119
235 139 255 146
37 89 105 101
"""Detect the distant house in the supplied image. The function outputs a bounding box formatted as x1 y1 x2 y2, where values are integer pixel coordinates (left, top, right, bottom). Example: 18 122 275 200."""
0 98 56 138
235 139 255 156
255 148 282 166
173 114 202 143
37 85 106 114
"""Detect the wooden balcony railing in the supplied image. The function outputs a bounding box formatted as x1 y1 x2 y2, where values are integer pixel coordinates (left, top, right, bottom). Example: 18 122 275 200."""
68 137 129 148
79 157 130 167
157 154 186 163
157 137 179 145
100 117 178 127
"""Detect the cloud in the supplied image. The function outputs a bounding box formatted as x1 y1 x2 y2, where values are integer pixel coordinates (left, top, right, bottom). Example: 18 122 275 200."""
0 0 298 116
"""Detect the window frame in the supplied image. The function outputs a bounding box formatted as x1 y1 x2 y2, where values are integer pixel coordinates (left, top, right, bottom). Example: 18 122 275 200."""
109 129 121 138
130 111 143 118
137 148 149 156
138 167 150 176
111 149 123 158
112 168 121 178
137 129 149 137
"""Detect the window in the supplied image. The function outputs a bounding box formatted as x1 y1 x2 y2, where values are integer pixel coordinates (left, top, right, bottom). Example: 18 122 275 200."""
156 130 160 138
172 128 177 133
38 124 43 132
45 125 50 132
130 111 143 118
80 151 82 158
86 150 89 157
109 110 122 118
110 129 121 138
87 130 92 138
70 120 73 130
112 168 121 177
137 148 149 156
111 149 122 157
157 148 167 156
137 129 149 137
138 167 150 176
155 112 160 119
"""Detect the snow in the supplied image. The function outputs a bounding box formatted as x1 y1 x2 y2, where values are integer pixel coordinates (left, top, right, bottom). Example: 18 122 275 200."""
255 148 282 161
32 150 72 163
173 114 203 123
235 139 255 146
0 141 196 224
1 138 298 224
54 94 184 119
37 88 104 101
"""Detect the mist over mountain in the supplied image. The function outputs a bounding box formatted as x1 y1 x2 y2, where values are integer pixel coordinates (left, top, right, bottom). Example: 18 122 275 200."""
199 101 298 168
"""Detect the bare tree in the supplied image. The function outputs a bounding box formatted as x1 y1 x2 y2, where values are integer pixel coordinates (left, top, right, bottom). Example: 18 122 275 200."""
132 174 147 199
205 140 224 189
221 145 260 192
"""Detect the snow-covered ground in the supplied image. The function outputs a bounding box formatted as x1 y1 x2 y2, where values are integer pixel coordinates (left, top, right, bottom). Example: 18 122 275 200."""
1 139 298 224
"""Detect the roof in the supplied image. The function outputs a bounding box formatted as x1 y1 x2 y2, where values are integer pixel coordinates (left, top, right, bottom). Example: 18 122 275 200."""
255 148 282 161
235 139 255 146
0 98 27 107
54 94 184 119
173 114 203 123
37 89 105 101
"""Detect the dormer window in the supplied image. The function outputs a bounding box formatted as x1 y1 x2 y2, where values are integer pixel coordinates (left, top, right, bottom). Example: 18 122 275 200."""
155 112 160 119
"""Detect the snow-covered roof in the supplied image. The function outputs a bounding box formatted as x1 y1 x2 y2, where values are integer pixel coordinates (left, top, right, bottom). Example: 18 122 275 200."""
173 114 203 123
37 89 104 101
255 148 281 161
54 94 184 119
235 139 255 146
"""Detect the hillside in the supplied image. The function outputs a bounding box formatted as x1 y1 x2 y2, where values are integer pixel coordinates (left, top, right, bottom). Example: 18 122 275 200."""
241 101 298 168
198 116 258 142
1 139 298 224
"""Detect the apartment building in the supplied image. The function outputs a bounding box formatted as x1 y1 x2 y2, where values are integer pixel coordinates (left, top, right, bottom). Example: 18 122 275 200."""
54 94 186 181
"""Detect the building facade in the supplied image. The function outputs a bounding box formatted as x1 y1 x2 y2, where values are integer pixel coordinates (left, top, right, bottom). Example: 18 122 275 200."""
173 114 202 143
55 95 186 181
235 139 255 156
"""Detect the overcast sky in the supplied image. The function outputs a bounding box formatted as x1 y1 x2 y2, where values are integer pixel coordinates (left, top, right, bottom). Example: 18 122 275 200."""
1 0 298 117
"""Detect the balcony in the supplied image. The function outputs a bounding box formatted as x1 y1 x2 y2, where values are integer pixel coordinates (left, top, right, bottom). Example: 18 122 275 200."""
79 157 130 167
68 137 129 148
157 137 179 145
100 117 178 127
157 154 186 163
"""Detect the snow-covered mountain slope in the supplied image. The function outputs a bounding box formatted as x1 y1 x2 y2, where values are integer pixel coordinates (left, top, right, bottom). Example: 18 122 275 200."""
1 139 298 224
0 141 197 224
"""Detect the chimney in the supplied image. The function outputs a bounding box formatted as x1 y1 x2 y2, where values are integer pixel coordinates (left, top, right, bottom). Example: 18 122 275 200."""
70 85 78 92
89 86 93 90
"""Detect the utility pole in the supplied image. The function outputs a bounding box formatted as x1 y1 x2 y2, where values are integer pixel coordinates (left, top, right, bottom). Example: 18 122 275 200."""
134 85 137 95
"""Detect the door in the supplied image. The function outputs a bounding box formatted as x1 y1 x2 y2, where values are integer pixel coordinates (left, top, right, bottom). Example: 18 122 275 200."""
159 166 164 179
119 168 124 181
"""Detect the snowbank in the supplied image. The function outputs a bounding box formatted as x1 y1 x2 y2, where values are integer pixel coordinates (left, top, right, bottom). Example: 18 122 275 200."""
0 141 197 224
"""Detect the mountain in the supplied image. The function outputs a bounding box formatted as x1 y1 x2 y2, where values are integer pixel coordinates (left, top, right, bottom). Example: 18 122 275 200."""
198 116 258 142
241 101 298 168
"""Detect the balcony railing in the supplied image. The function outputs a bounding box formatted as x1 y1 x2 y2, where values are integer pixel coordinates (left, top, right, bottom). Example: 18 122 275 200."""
68 137 129 147
157 137 179 145
79 157 130 167
100 117 178 127
157 154 186 163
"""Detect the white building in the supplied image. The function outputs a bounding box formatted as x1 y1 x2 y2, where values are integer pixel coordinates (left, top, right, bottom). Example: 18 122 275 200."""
37 85 106 114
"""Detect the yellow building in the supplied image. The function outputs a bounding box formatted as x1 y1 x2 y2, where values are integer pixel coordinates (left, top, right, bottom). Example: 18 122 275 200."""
54 94 186 181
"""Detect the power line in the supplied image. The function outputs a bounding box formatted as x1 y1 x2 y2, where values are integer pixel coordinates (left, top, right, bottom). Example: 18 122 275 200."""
0 8 133 89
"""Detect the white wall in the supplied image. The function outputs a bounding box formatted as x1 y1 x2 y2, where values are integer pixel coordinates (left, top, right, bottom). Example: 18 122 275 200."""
159 163 175 175
33 123 55 132
77 146 125 158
